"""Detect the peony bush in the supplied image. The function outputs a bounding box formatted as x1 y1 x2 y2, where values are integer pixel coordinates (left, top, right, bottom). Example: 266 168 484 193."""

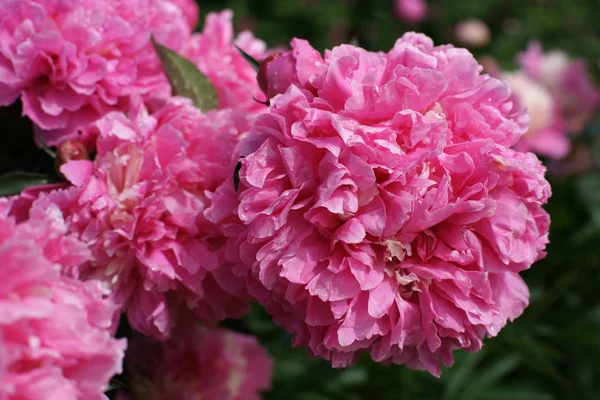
1 0 599 399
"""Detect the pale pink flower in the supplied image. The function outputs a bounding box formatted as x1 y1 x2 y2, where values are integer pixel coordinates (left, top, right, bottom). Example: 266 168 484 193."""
395 0 427 24
208 33 550 376
0 0 193 146
122 322 272 400
518 41 600 134
182 10 271 113
503 71 569 159
454 19 491 48
44 97 251 339
0 200 126 400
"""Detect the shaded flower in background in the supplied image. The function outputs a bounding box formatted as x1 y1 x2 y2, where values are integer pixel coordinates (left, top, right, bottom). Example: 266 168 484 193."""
503 71 569 159
493 42 600 159
29 96 252 340
209 32 550 376
120 321 272 400
395 0 428 25
454 19 491 48
518 41 600 134
0 197 125 400
0 0 194 146
182 10 272 113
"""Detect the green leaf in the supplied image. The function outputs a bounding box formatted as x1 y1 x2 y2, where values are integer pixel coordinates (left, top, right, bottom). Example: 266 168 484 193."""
460 355 520 400
444 351 485 400
105 378 126 392
38 135 56 159
0 172 52 196
152 38 218 112
234 44 261 72
481 386 553 400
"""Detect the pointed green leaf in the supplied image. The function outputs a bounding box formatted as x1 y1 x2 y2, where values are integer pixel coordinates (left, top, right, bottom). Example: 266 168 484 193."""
0 172 52 196
234 44 260 72
38 135 56 159
152 38 218 112
105 377 128 393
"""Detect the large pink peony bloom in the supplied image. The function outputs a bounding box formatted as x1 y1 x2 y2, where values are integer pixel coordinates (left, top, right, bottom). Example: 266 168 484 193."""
182 10 271 113
0 0 194 146
518 41 600 136
42 97 252 340
0 198 126 399
121 322 273 400
208 33 551 376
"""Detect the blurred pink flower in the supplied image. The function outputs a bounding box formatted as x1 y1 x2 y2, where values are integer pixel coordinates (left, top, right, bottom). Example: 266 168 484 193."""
454 19 491 48
30 97 252 340
0 200 125 399
518 41 600 134
182 10 271 113
395 0 427 24
208 33 551 376
503 71 569 159
122 322 272 400
0 0 194 146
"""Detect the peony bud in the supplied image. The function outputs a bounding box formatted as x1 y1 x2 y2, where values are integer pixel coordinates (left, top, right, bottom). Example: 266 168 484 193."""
57 140 89 164
257 52 292 98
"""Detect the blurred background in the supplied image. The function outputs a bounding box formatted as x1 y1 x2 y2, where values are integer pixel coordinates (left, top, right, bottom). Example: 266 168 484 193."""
2 0 599 399
196 1 600 399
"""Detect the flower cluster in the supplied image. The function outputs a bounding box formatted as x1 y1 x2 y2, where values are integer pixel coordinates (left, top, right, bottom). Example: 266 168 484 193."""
0 0 561 394
0 196 126 399
0 1 282 397
209 33 551 375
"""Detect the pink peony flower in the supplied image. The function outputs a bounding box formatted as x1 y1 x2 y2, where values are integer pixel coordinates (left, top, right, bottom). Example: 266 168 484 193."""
208 33 551 376
169 0 200 31
503 71 569 159
0 0 194 146
121 322 272 400
36 96 252 340
395 0 428 24
518 41 600 134
0 199 126 399
454 19 491 48
257 39 323 100
182 10 271 113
